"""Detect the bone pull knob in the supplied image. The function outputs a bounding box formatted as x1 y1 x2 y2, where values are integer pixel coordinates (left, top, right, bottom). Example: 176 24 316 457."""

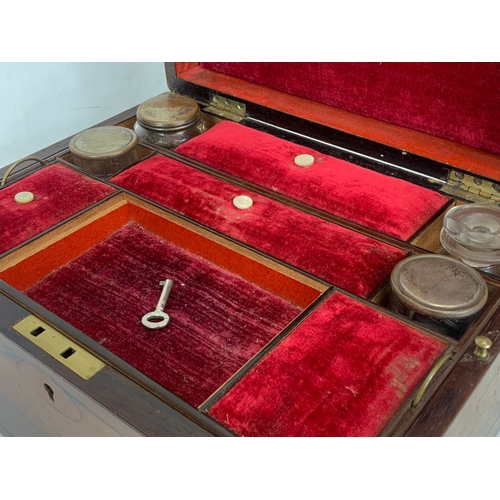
233 195 253 209
473 335 492 359
294 154 314 167
15 191 34 204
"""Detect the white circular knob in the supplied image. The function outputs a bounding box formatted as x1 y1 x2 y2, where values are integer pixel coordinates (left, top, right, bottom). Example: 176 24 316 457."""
14 191 34 204
294 154 315 167
233 195 253 210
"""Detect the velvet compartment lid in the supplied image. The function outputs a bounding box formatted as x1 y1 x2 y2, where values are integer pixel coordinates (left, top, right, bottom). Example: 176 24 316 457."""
111 154 407 298
175 121 449 241
208 293 447 437
0 163 115 255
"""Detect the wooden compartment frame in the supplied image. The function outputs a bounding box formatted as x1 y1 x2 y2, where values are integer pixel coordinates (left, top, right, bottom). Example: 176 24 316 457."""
1 167 496 436
1 63 500 436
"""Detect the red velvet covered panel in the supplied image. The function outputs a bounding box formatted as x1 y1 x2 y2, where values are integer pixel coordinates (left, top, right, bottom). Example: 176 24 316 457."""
200 63 500 156
0 164 115 255
208 293 447 436
175 121 449 241
112 155 406 297
25 222 301 407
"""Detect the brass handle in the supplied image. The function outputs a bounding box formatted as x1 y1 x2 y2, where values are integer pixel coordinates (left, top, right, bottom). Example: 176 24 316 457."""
1 156 46 187
474 335 492 359
412 352 454 407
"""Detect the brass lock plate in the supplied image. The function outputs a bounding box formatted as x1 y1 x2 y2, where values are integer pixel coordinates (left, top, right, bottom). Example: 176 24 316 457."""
12 315 105 380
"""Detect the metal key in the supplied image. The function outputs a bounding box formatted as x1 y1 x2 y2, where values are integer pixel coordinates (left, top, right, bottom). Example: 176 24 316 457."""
141 279 173 330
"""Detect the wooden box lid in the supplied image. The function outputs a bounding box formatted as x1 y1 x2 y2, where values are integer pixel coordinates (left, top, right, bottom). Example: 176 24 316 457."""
167 63 500 181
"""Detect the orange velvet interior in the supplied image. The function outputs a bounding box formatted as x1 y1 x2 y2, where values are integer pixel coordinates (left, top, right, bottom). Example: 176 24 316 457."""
175 63 500 180
0 199 320 309
0 203 130 291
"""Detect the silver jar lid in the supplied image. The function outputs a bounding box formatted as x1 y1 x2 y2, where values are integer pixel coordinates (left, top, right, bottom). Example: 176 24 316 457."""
136 93 201 131
390 254 487 319
69 126 138 160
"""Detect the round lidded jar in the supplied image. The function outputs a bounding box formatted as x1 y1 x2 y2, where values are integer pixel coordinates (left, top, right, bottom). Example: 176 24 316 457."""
69 126 141 178
440 203 500 268
134 93 207 148
389 254 488 337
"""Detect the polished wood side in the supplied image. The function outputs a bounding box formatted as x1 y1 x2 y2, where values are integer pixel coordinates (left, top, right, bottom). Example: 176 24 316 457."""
405 309 500 436
444 347 500 436
0 289 221 437
0 332 142 437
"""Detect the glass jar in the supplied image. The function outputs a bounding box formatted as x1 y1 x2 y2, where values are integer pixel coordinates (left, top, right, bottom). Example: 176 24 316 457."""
390 254 488 338
134 93 206 148
440 203 500 268
69 126 141 178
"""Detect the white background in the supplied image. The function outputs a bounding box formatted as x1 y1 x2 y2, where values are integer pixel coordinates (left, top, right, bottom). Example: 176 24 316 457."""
0 62 168 168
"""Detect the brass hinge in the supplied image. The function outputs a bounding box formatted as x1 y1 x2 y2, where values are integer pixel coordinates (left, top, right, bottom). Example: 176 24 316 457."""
440 170 500 205
204 94 246 122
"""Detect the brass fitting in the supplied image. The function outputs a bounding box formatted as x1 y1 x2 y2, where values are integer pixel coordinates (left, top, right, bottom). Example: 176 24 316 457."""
473 335 492 360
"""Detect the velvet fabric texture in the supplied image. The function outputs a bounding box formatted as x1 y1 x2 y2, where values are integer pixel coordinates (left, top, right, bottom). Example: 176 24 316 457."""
25 222 301 407
112 155 407 297
175 121 448 241
0 164 115 255
208 293 447 436
200 63 500 156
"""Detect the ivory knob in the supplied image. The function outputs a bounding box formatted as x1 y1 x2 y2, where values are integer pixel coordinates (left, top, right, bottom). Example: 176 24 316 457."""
233 195 253 209
15 191 34 204
294 154 315 167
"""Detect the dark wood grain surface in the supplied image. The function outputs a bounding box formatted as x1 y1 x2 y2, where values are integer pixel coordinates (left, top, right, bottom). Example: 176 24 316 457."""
405 311 500 436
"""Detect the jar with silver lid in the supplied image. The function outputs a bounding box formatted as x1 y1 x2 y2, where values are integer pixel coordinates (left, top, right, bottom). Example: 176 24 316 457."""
69 126 142 178
389 254 488 339
134 93 207 148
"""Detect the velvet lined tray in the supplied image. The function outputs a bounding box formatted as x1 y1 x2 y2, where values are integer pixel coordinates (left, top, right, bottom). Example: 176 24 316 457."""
0 193 324 408
175 121 449 241
111 154 407 298
0 163 115 255
208 293 448 437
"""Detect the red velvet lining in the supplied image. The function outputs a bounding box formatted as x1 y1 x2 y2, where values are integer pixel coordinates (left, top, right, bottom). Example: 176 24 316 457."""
175 121 448 241
176 64 500 180
0 164 115 255
112 155 407 297
126 205 320 309
0 202 131 291
200 63 500 156
208 293 447 436
1 198 320 308
25 222 302 407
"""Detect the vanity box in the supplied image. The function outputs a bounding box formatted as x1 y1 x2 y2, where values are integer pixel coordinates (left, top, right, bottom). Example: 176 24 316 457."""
1 62 500 437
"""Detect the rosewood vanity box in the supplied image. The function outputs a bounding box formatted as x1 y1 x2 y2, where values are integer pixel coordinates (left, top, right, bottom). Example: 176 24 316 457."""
1 62 499 437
